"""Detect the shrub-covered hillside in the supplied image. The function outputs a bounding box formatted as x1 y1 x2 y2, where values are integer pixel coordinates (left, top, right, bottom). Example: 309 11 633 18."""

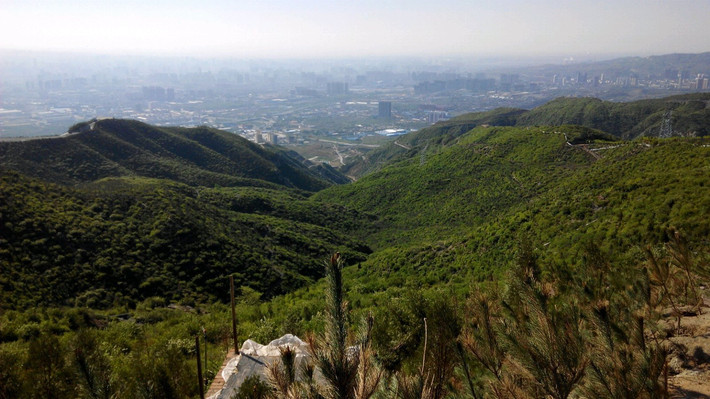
517 93 710 139
0 171 370 309
318 125 613 247
345 93 710 178
317 125 710 294
0 119 347 190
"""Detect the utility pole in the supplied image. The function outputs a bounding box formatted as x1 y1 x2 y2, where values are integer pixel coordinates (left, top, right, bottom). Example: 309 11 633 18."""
195 335 205 399
202 326 207 383
230 275 239 354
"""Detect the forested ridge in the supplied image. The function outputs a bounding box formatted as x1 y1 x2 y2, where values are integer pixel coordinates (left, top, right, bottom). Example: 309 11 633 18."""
318 126 710 290
0 171 370 310
0 118 347 190
1 95 709 398
346 93 710 177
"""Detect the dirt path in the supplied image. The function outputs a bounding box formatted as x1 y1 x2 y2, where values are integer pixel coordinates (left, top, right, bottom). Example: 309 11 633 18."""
206 349 238 398
333 144 344 164
667 295 710 398
394 140 411 150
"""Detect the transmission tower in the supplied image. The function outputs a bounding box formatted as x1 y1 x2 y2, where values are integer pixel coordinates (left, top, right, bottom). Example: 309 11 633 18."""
659 110 673 138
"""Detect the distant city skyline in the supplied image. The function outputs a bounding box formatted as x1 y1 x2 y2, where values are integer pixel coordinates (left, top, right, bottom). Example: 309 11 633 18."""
1 0 709 59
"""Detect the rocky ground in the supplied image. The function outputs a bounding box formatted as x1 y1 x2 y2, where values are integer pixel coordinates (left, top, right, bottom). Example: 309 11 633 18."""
667 293 710 398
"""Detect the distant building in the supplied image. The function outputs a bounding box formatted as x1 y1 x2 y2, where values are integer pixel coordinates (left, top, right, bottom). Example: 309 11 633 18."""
378 101 392 119
427 111 449 124
295 87 318 97
376 128 407 136
142 86 168 101
326 82 348 95
414 81 446 94
499 73 519 90
500 74 519 84
576 72 587 84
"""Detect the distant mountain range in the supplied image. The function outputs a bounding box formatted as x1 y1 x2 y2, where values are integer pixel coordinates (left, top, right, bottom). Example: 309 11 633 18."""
521 52 710 77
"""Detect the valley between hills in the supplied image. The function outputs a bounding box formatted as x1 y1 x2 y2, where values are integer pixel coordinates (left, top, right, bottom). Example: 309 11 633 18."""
1 94 709 398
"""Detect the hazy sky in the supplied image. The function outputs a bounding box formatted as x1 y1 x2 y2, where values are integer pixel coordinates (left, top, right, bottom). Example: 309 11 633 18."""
1 0 709 59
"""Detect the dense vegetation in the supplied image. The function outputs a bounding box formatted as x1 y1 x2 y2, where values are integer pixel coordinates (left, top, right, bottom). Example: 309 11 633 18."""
346 93 710 177
1 94 709 398
0 171 370 310
340 107 526 177
0 118 346 190
518 93 710 139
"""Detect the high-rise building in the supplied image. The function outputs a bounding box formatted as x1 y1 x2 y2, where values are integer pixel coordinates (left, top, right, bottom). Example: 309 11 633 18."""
576 72 587 84
326 82 348 95
378 101 392 119
427 111 449 124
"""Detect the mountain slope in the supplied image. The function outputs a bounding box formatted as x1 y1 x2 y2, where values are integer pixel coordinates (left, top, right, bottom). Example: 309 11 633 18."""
317 125 609 248
341 108 525 177
0 171 370 309
516 93 710 139
315 126 710 294
343 94 710 179
0 119 345 190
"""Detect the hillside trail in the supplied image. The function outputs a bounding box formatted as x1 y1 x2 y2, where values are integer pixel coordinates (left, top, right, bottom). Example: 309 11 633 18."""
667 293 710 398
206 349 238 398
394 139 411 150
561 131 602 160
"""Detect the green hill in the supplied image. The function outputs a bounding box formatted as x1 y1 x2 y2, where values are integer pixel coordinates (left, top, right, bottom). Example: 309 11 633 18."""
3 105 708 310
341 108 526 177
316 125 710 294
343 94 710 178
0 170 369 309
0 119 367 310
0 119 346 191
319 125 602 247
516 93 710 139
2 100 710 399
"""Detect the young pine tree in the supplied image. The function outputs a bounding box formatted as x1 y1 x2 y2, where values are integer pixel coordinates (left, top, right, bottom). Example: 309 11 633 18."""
309 253 381 399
